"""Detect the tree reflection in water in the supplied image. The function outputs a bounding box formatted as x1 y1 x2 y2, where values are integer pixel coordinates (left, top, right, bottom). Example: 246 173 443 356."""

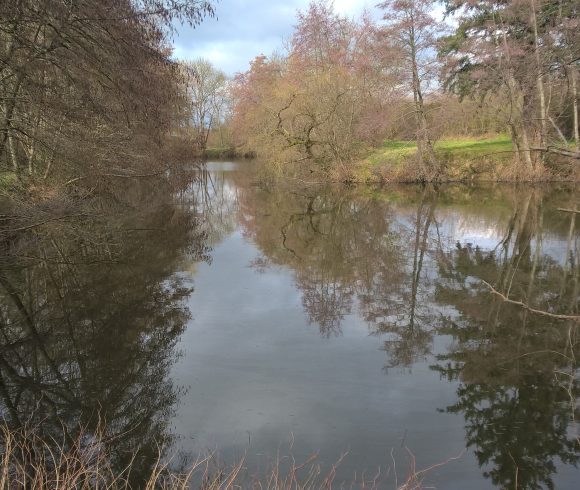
239 182 580 489
3 171 578 489
0 177 211 486
433 189 580 490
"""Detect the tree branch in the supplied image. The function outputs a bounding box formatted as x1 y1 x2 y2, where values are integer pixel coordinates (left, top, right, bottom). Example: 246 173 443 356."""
481 280 580 322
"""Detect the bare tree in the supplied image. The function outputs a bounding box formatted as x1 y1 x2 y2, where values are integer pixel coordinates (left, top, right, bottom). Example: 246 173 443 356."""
181 59 228 150
0 0 214 184
378 0 442 179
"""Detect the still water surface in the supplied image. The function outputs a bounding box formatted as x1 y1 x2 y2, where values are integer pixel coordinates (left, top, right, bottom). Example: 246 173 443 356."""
170 162 579 489
1 160 579 488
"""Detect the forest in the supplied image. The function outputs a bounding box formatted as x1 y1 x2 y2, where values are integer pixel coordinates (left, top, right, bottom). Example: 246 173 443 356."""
0 0 214 193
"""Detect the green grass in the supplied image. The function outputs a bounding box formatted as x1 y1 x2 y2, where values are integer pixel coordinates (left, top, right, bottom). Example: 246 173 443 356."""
435 135 513 158
368 135 513 166
367 140 416 166
0 171 18 188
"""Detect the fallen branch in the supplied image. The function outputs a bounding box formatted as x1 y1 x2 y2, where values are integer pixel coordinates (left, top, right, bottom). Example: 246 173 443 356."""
557 207 580 214
481 280 580 322
479 147 580 160
530 146 580 159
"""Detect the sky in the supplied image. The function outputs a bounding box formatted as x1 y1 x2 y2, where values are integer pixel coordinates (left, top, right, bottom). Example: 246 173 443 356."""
171 0 375 76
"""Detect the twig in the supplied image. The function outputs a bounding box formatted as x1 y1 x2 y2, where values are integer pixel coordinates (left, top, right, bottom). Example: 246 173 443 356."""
478 147 580 159
557 207 580 214
481 280 580 322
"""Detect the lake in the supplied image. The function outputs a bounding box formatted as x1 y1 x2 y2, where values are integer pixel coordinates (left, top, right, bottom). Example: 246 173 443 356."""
0 160 578 489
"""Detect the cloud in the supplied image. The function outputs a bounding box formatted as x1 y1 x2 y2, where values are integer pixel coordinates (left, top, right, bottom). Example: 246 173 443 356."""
172 39 277 74
172 0 373 75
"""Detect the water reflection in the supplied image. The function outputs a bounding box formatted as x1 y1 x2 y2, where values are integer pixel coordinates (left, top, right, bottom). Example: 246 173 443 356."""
2 163 579 489
240 184 443 348
0 179 210 485
432 193 580 489
235 179 580 487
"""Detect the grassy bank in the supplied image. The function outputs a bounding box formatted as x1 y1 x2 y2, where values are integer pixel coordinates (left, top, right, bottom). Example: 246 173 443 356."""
0 172 18 189
356 135 520 182
357 134 577 182
206 135 577 183
367 135 513 165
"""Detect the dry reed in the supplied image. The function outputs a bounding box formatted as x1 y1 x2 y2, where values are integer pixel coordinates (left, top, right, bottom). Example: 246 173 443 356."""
0 424 462 489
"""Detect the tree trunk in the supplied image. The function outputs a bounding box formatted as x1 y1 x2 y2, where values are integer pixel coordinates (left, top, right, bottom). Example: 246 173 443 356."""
530 0 547 153
0 76 23 163
508 124 522 165
7 132 18 172
520 123 534 167
410 28 437 178
499 12 533 168
572 67 579 148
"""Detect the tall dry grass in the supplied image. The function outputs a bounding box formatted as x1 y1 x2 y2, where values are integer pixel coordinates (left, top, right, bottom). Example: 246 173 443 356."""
0 424 462 489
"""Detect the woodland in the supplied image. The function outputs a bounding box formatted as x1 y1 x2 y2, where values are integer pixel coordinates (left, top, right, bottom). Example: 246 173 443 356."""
219 0 580 182
0 1 579 488
1 0 579 191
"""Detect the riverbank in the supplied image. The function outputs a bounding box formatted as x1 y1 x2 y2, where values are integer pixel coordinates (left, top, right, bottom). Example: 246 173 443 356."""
231 135 579 184
367 135 512 169
350 135 578 183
